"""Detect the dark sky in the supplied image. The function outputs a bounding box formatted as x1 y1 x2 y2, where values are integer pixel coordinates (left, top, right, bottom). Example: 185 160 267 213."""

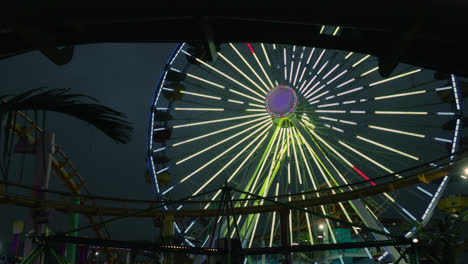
0 43 177 248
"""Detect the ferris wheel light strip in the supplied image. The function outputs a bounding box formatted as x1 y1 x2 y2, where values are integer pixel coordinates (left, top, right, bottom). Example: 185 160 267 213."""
173 107 224 111
306 48 315 64
269 182 280 247
263 128 284 196
218 53 266 96
451 74 461 111
336 78 355 88
173 116 268 148
435 86 452 91
319 116 338 121
152 147 166 153
333 26 340 36
178 120 271 184
299 67 307 84
322 64 340 80
374 90 426 100
301 77 319 95
289 127 303 184
179 90 222 100
342 100 356 105
436 112 455 115
320 25 325 34
313 50 326 69
369 69 422 87
326 70 347 85
337 87 363 97
332 126 344 133
368 125 425 138
304 83 324 98
352 55 370 68
356 136 419 160
293 128 316 187
247 43 274 88
434 137 452 143
248 103 265 108
325 95 336 100
360 67 379 77
375 111 427 115
230 43 270 92
260 43 271 66
308 90 329 102
293 61 302 86
246 109 266 112
308 128 352 167
229 89 264 103
401 207 417 221
339 141 394 174
339 120 357 125
316 61 329 75
173 113 265 129
416 186 433 197
315 109 346 113
227 99 244 104
345 52 354 60
350 110 366 114
185 73 225 89
190 126 270 195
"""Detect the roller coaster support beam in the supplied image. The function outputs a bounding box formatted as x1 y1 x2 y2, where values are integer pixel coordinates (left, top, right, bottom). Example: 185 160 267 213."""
15 130 55 264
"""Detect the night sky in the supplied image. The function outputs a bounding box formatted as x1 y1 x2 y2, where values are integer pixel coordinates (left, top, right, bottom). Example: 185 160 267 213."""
0 43 176 249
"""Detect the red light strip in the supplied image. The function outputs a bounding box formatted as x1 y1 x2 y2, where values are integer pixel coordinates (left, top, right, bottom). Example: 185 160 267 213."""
352 166 376 186
247 43 255 54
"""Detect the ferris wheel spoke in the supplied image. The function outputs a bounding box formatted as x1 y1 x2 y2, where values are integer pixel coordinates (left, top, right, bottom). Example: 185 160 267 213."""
228 88 265 104
186 122 272 193
174 117 271 165
247 43 274 89
229 43 271 92
218 52 267 97
356 135 419 161
172 113 267 129
172 115 269 148
289 127 303 185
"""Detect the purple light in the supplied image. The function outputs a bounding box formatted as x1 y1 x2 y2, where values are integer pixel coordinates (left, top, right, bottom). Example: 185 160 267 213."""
265 85 298 118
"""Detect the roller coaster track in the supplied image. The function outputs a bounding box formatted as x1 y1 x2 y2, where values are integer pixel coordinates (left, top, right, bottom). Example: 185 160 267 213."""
4 110 116 261
0 155 463 218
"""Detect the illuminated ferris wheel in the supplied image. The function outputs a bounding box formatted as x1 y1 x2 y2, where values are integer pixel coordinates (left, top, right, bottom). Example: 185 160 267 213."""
147 26 463 262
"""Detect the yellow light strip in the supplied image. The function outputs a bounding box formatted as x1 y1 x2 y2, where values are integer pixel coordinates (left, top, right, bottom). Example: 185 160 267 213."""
345 52 353 60
352 55 370 68
180 91 221 100
246 109 266 112
190 127 270 192
218 53 267 97
368 125 425 138
320 25 325 34
173 115 268 148
333 26 340 36
356 135 419 160
227 99 245 104
229 89 265 104
186 73 225 89
375 111 427 115
263 128 284 196
252 49 274 89
369 69 421 87
173 107 223 111
248 103 265 108
374 90 426 100
289 127 302 184
339 141 394 174
360 67 379 77
176 119 271 166
261 43 271 66
229 43 270 92
173 113 265 129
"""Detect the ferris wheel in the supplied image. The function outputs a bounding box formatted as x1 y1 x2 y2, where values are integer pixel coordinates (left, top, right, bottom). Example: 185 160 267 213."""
147 26 463 262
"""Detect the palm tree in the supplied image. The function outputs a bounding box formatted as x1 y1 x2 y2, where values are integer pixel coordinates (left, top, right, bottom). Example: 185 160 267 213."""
0 87 133 184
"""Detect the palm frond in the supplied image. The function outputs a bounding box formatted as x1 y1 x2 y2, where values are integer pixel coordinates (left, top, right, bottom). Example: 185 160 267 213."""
0 88 133 144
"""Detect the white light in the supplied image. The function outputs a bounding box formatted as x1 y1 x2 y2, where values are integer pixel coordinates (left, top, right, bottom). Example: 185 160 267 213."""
464 168 468 175
180 90 221 100
315 109 346 113
313 50 326 69
437 112 455 115
345 52 353 60
306 48 315 64
342 100 356 104
173 113 264 129
316 61 329 75
339 141 394 174
319 116 338 121
375 111 427 115
162 186 174 195
374 90 426 100
260 43 271 66
337 87 363 97
333 26 340 36
368 125 425 138
336 78 355 88
318 103 339 108
156 167 169 174
352 55 370 68
325 95 336 100
174 107 224 111
186 73 225 89
229 89 264 103
369 69 421 87
309 90 329 101
299 67 307 83
95 252 99 256
229 43 270 92
322 64 339 80
416 186 433 197
412 238 419 243
339 120 357 125
461 175 468 179
293 61 301 86
228 99 244 104
326 70 347 85
252 48 274 88
319 224 324 230
350 110 365 114
360 67 379 77
357 135 419 160
435 86 452 91
332 126 344 133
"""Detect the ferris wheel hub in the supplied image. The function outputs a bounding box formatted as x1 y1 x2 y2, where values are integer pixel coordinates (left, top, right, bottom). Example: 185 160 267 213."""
265 85 298 118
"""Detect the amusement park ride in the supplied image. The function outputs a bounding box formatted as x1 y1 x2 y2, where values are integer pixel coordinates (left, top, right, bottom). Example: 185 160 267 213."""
1 12 468 264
